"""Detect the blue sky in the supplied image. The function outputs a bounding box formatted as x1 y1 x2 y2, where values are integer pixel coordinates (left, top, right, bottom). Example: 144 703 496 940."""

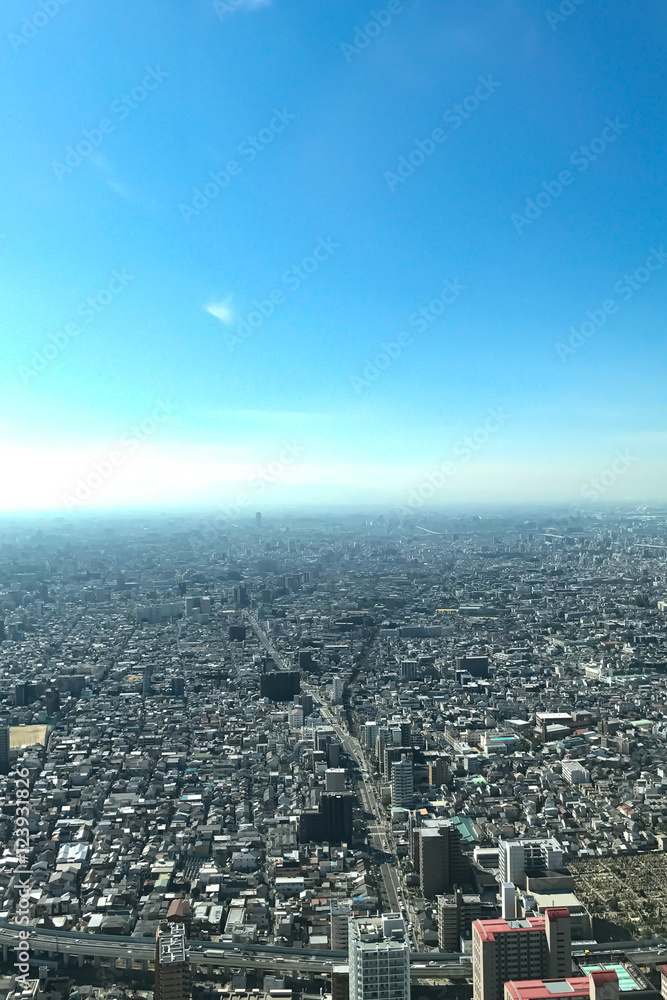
1 0 666 512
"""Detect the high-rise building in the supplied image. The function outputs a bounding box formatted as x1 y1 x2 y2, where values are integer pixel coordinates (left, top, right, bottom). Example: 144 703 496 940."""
428 757 450 787
419 823 470 898
501 883 516 921
349 915 410 1000
438 889 483 950
498 839 564 889
400 659 418 680
260 670 300 702
326 768 347 792
504 970 619 1000
385 745 412 781
333 965 351 1000
472 910 572 1000
391 755 413 809
299 649 315 671
256 512 262 528
321 792 354 844
0 727 10 775
45 687 60 715
155 922 190 1000
332 676 344 703
545 907 571 978
299 792 354 845
457 655 489 678
364 721 378 749
331 900 354 951
298 693 314 717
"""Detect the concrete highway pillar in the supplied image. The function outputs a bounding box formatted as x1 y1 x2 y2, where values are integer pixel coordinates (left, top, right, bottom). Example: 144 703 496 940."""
125 959 132 971
93 956 101 968
141 961 148 973
78 956 84 968
2 945 7 962
63 954 69 967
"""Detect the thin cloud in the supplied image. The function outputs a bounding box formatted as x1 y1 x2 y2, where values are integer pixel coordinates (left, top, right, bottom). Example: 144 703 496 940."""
91 154 135 203
206 297 234 325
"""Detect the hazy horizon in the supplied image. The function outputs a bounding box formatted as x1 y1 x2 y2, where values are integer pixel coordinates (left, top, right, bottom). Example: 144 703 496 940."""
2 0 665 512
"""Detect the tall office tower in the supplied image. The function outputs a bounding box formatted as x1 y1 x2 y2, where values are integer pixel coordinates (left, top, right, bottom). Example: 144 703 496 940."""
391 755 413 809
438 889 483 950
472 909 572 1000
331 900 354 951
349 915 411 1000
419 824 469 898
0 727 10 775
233 584 249 608
155 922 190 1000
332 676 344 703
256 512 262 528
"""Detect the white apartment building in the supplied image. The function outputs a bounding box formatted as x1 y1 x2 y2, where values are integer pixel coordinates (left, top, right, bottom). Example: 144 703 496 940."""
349 915 411 1000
